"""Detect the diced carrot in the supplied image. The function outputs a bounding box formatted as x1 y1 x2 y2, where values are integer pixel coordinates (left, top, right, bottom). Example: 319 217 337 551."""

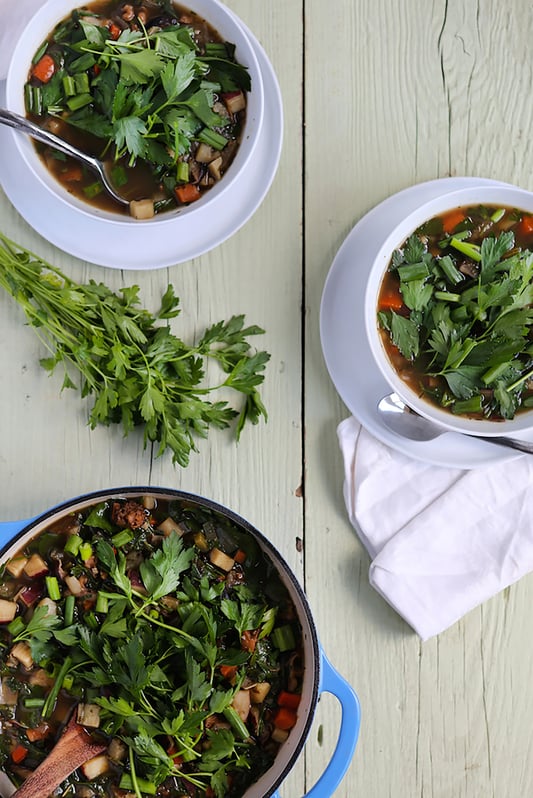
277 690 301 709
107 22 121 40
378 285 404 312
26 722 51 742
174 183 201 204
11 744 29 764
31 54 56 84
220 664 238 681
519 215 533 236
273 707 298 730
441 208 466 234
241 629 259 652
233 549 247 564
62 165 83 183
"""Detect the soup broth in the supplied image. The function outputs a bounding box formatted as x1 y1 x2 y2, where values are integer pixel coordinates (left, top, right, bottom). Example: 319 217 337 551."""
24 1 250 218
377 204 533 421
0 494 303 797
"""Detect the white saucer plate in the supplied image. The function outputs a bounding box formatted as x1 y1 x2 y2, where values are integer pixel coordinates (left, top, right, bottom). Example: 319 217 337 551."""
320 176 533 469
0 23 282 270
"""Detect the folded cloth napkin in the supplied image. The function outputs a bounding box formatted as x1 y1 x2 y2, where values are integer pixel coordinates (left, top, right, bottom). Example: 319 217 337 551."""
0 0 43 81
338 416 533 640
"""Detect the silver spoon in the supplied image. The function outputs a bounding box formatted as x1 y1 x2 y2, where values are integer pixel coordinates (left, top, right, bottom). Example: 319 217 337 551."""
0 108 129 207
377 391 533 454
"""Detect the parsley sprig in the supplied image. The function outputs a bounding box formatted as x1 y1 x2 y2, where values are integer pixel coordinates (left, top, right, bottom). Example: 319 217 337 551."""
379 226 533 419
0 232 269 464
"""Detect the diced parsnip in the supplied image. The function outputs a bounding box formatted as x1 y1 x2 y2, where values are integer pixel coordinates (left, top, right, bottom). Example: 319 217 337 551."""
208 156 223 181
142 495 156 510
77 703 101 728
224 90 246 114
129 199 155 220
0 599 17 623
37 597 58 616
157 517 185 537
249 682 271 704
271 727 289 744
11 642 33 670
231 689 251 722
193 531 209 552
65 575 84 595
81 754 110 780
209 548 235 572
0 677 19 705
23 553 49 578
195 143 218 163
108 737 128 762
6 557 28 578
28 668 54 688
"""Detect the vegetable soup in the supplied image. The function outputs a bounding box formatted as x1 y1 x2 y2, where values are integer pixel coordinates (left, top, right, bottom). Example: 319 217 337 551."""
24 1 250 218
0 495 303 798
377 204 533 421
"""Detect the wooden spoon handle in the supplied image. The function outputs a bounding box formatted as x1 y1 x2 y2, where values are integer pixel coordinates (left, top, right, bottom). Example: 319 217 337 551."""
12 717 106 798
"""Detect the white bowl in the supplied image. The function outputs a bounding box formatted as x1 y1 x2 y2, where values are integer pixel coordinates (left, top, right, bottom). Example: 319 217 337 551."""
364 183 533 437
5 0 264 225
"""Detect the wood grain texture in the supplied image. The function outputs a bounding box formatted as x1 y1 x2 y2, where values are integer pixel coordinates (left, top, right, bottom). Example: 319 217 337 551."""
305 1 533 797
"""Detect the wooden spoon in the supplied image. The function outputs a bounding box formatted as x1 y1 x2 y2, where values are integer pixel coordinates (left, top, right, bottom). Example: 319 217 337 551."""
11 715 106 798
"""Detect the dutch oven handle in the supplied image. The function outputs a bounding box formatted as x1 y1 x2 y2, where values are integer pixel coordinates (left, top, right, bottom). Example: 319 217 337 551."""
0 518 34 549
272 647 361 798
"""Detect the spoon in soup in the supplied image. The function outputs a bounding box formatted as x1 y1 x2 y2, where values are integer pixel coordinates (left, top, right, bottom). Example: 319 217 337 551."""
0 108 130 208
377 391 533 454
2 714 107 798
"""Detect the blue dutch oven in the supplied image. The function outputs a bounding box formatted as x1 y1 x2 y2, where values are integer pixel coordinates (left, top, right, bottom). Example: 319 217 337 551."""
0 487 361 798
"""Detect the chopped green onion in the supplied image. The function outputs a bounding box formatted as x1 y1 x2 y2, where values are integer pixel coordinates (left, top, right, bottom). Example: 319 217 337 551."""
271 624 296 652
7 617 25 637
397 262 429 282
69 53 96 73
177 161 189 182
32 41 49 65
62 75 76 97
85 612 98 630
64 595 75 627
45 576 61 601
96 592 109 614
197 127 228 150
112 528 134 548
119 774 157 795
434 291 461 302
23 697 45 708
452 395 483 415
24 84 33 114
74 73 90 94
64 534 82 555
482 362 511 385
439 255 464 285
449 237 482 262
79 542 93 561
223 706 250 740
32 86 43 116
83 181 103 199
66 93 93 111
204 42 229 57
42 656 72 718
491 208 506 222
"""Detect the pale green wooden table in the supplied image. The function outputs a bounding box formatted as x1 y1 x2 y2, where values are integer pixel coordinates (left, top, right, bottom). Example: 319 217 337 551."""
2 2 533 796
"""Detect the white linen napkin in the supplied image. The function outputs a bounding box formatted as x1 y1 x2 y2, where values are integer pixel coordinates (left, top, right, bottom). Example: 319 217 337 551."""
338 416 533 640
0 0 43 81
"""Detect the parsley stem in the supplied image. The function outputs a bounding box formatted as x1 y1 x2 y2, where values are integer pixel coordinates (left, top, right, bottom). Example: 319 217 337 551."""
42 655 73 719
128 747 144 798
449 237 482 262
506 367 533 393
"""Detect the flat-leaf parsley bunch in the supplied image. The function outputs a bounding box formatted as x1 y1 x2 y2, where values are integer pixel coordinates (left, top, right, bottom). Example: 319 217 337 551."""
0 232 269 465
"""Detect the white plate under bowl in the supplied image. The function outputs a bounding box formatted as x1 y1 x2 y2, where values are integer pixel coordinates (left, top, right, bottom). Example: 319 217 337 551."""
0 21 282 270
320 176 533 469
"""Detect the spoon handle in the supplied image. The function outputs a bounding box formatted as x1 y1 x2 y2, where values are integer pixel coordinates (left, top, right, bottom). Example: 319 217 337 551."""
484 436 533 455
0 108 100 170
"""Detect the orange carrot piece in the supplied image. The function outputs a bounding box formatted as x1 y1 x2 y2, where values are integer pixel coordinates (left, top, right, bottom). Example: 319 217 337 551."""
26 722 51 742
175 183 201 204
11 744 29 764
62 165 83 183
108 22 121 40
233 549 247 564
31 54 56 84
519 215 533 236
220 664 238 681
277 690 301 709
241 629 259 652
378 286 404 312
441 208 466 234
273 707 298 730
